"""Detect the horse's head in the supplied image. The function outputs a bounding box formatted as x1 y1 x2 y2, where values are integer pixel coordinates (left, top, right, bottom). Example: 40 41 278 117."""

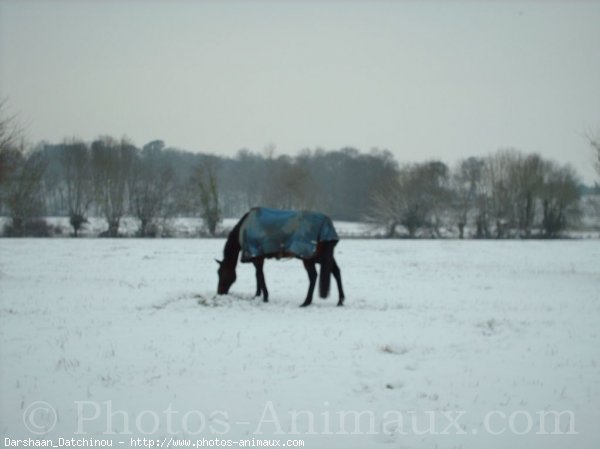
216 260 236 295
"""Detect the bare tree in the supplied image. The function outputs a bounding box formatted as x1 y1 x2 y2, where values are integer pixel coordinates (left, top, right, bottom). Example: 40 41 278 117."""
194 157 221 236
479 149 577 238
369 161 450 238
452 157 485 239
540 162 580 238
0 104 49 236
512 153 545 237
485 150 519 238
586 129 600 179
1 144 47 236
91 136 136 237
418 161 451 236
0 101 22 188
396 172 429 238
130 141 176 237
61 139 92 236
369 174 400 237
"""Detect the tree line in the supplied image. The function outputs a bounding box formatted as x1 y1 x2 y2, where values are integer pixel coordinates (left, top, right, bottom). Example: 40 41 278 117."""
370 152 584 238
0 109 597 238
1 136 400 237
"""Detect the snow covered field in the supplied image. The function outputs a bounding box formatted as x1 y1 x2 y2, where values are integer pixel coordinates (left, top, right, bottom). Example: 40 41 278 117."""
1 239 599 448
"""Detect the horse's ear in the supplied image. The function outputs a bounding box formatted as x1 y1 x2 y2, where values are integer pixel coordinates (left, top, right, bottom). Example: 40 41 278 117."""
215 259 222 266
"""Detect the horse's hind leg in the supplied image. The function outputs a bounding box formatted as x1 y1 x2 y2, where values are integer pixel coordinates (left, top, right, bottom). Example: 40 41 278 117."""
253 258 269 302
300 260 317 307
332 258 345 306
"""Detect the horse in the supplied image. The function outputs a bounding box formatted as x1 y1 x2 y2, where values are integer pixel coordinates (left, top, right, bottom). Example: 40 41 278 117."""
216 207 345 307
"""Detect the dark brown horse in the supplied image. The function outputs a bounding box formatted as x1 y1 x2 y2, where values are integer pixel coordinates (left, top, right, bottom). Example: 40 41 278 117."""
216 208 345 307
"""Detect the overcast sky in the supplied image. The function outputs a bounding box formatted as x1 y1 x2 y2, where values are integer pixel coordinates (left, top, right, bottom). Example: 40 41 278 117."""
1 1 599 182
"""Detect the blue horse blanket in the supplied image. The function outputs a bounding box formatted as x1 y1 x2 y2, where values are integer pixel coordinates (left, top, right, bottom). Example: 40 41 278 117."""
239 207 338 262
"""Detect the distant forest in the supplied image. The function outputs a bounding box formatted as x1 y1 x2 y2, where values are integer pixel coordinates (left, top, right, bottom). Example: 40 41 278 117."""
1 107 599 238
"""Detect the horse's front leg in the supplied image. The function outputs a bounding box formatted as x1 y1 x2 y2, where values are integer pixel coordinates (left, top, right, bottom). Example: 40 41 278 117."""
300 260 317 307
253 258 268 302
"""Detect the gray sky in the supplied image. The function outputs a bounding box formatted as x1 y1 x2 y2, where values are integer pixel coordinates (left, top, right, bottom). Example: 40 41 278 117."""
1 1 599 182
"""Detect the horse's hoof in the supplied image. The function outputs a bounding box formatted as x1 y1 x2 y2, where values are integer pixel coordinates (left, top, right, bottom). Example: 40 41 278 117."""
337 302 344 307
300 302 311 308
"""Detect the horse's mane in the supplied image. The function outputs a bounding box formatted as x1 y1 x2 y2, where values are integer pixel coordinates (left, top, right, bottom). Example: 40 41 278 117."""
223 211 249 262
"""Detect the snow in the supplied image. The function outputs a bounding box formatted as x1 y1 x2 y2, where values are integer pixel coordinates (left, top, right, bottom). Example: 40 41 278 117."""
1 239 599 448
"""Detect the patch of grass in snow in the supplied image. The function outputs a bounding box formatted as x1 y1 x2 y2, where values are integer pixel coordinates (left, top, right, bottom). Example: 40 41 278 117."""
380 344 412 355
477 318 503 336
55 357 80 372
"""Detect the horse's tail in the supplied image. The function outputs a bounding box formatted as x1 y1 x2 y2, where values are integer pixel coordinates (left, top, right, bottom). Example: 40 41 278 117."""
319 241 336 298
